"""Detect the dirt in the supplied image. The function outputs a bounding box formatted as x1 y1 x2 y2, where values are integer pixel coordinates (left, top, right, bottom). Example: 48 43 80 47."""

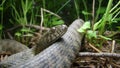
72 40 120 68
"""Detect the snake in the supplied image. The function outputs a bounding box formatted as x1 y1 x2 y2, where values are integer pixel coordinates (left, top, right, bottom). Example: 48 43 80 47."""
0 19 84 68
0 24 67 55
0 39 29 55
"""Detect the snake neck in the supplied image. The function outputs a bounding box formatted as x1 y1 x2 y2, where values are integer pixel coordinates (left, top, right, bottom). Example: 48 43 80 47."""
31 25 68 55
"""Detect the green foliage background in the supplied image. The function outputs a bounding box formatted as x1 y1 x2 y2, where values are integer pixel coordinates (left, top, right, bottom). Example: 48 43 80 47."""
0 0 120 39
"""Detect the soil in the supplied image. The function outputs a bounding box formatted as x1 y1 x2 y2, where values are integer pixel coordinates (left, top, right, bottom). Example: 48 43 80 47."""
72 39 120 68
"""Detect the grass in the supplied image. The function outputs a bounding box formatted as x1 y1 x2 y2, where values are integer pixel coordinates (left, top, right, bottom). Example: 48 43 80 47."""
0 0 120 45
78 0 120 47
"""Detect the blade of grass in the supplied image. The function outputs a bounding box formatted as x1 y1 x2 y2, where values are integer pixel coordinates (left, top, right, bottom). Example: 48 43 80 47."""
74 0 80 18
95 0 103 22
56 0 71 14
110 1 120 13
99 0 113 34
82 0 88 21
112 11 120 21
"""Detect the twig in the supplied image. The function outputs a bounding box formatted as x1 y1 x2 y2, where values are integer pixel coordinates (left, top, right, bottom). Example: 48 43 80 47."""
110 1 120 13
109 40 115 68
5 25 21 32
7 32 13 39
89 43 102 53
111 40 115 53
5 24 48 32
110 61 120 68
39 8 61 33
40 8 44 34
79 52 120 58
42 8 61 18
26 24 49 30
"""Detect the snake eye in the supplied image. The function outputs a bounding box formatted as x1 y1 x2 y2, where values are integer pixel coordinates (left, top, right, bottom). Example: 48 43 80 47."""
61 25 67 30
51 27 56 33
52 27 56 30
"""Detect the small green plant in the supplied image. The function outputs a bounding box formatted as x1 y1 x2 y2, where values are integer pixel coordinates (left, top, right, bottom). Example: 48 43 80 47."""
93 0 120 34
41 0 70 27
78 0 120 47
41 8 64 27
9 0 35 42
78 21 111 47
7 0 66 44
10 0 33 25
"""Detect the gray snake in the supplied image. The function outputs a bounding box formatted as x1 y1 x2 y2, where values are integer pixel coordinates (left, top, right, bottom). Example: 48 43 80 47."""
0 19 84 68
0 24 67 55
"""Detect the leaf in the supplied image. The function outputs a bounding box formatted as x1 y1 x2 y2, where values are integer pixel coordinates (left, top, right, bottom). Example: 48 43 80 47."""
82 10 91 15
15 32 22 37
98 35 112 40
96 44 101 47
96 7 106 14
81 21 91 29
0 24 3 30
47 17 64 27
117 26 120 30
0 7 3 11
52 20 64 26
77 21 90 33
86 30 97 40
93 19 102 30
20 28 31 32
0 0 6 6
107 14 113 22
77 28 86 33
114 18 120 21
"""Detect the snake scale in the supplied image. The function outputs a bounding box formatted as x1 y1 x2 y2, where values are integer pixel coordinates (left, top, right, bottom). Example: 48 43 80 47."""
0 24 67 55
0 19 84 68
0 39 29 55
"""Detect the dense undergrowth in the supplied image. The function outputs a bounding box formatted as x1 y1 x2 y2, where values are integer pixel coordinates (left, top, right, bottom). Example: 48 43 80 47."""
0 0 120 46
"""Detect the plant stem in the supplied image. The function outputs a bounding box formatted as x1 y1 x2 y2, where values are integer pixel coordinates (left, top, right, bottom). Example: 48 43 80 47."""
42 0 46 9
40 8 43 33
110 1 120 13
42 8 61 18
95 0 103 22
74 0 79 18
0 0 6 39
56 0 71 14
82 0 88 21
42 0 46 26
112 11 120 21
112 7 120 15
103 0 113 21
99 0 113 34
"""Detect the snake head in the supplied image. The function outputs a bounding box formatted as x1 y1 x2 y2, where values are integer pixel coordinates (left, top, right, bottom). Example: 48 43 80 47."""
50 25 68 35
41 24 68 43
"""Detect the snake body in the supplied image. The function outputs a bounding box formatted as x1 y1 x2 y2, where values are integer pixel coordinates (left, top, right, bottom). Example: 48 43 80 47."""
0 24 68 67
0 19 84 68
0 39 29 54
34 25 68 54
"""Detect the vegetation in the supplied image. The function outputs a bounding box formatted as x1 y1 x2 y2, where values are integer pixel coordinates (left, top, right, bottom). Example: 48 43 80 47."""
0 0 120 46
0 0 65 42
78 0 120 47
0 0 120 67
